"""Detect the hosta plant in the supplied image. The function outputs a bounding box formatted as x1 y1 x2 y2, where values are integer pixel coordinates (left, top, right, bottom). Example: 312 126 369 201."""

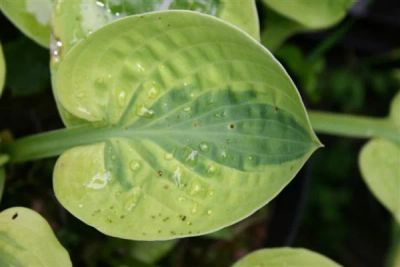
0 0 399 266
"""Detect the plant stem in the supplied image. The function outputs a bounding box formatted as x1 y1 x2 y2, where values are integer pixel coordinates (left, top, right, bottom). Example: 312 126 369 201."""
3 125 118 163
3 111 399 163
308 111 400 143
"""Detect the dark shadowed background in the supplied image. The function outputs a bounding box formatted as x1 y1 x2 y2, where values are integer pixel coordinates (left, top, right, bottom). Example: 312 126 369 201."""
0 0 399 266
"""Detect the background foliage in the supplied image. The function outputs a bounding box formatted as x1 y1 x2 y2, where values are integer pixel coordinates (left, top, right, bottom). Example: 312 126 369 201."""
0 0 399 266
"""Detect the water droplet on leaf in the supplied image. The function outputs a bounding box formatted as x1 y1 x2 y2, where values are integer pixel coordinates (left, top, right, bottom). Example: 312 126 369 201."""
164 153 173 160
129 160 141 171
143 81 160 99
207 165 217 174
199 142 209 152
191 205 198 214
118 91 126 107
50 35 63 62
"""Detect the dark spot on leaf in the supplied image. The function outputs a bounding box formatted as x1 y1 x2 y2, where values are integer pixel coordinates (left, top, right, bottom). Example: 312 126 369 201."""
12 213 18 220
163 217 170 222
179 215 187 221
120 215 125 219
92 209 101 216
163 184 169 190
274 106 279 112
229 123 235 129
158 170 163 177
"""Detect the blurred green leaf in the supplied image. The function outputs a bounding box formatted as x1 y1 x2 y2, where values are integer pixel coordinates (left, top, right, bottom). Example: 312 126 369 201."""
359 92 400 223
261 9 303 51
205 227 235 241
261 0 354 50
329 69 365 110
130 240 177 264
0 207 72 267
262 0 355 29
0 0 52 47
0 154 8 201
276 44 325 102
233 248 341 267
3 37 50 96
0 42 4 95
391 92 400 130
0 167 5 202
359 139 400 223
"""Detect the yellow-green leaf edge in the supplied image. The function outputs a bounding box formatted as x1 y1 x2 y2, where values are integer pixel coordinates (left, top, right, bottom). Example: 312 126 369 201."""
0 42 5 95
0 207 72 267
232 247 341 267
359 92 400 223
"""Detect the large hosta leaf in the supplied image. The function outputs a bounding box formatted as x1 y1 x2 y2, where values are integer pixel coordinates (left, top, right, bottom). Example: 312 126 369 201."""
0 42 4 95
262 0 355 29
0 0 52 47
0 207 72 267
233 248 341 267
359 92 400 223
54 11 320 240
51 0 259 63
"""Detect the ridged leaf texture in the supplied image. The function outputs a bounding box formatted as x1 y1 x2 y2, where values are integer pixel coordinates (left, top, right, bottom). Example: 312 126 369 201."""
53 11 320 240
